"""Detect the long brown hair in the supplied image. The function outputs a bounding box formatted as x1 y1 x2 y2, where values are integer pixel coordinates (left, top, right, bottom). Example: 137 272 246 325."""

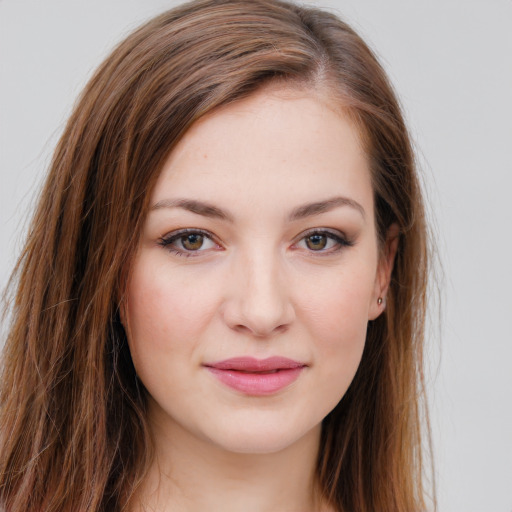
0 1 432 510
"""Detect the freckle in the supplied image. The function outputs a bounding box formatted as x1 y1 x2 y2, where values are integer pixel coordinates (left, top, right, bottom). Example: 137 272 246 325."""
203 153 208 159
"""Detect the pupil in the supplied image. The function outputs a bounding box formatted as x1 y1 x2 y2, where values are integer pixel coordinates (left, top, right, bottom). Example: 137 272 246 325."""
182 234 203 250
307 234 327 250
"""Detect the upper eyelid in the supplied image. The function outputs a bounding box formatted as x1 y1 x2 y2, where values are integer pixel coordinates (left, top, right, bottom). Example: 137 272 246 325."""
159 227 345 238
298 227 344 235
293 227 348 241
160 228 217 242
292 229 354 252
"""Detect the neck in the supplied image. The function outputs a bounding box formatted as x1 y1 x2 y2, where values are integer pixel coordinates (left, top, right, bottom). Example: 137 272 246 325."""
131 404 328 512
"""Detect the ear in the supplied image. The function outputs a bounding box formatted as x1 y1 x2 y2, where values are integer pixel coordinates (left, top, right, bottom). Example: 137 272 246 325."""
368 223 400 320
117 291 129 332
118 300 126 326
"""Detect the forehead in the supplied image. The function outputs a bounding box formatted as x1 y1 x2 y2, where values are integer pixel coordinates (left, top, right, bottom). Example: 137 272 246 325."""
151 86 373 220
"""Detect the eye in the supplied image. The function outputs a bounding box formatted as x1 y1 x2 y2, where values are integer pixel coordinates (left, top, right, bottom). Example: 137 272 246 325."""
158 229 220 256
294 229 353 253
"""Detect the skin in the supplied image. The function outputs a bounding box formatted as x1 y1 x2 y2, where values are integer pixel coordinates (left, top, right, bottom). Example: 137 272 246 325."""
123 85 397 512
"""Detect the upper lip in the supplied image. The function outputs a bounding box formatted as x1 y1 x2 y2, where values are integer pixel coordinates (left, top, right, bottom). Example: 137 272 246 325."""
204 356 306 372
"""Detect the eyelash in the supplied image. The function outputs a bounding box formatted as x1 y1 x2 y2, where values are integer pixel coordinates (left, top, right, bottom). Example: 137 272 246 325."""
157 228 354 257
158 229 220 257
292 229 354 254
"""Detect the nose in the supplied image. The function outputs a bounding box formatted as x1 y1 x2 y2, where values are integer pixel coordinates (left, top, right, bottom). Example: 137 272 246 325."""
221 248 295 337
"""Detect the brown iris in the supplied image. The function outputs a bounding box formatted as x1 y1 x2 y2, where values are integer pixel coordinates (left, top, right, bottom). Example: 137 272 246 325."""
305 234 328 250
181 233 204 250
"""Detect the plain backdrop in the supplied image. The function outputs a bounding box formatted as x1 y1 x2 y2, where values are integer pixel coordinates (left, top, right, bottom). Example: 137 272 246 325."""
1 1 511 510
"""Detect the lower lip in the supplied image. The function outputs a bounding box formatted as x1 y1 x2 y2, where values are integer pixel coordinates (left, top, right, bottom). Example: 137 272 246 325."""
205 367 304 395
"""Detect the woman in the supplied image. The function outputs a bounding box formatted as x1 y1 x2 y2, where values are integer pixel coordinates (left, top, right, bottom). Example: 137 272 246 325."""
0 0 432 510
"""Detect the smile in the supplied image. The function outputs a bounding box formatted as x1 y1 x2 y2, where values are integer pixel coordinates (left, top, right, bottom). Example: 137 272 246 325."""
203 357 307 395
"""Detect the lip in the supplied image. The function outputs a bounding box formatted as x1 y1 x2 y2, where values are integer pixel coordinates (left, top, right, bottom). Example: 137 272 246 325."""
203 357 306 396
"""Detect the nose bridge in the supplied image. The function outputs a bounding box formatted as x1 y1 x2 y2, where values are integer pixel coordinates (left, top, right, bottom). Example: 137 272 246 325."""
224 242 294 336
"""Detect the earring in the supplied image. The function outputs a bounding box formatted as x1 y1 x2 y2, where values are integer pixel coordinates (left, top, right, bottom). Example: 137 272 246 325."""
377 297 383 305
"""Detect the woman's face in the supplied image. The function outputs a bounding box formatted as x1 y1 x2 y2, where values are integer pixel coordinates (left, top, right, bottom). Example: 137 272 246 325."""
123 86 390 454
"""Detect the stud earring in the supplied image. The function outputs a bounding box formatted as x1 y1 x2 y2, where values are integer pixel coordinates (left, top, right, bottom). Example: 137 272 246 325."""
377 297 383 305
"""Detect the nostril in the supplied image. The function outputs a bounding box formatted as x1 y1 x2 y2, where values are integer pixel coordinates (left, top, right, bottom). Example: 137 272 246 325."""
274 324 289 334
233 322 289 338
233 324 251 334
220 268 295 336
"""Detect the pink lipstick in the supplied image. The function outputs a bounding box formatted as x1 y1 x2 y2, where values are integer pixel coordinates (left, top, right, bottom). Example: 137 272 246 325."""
203 356 306 395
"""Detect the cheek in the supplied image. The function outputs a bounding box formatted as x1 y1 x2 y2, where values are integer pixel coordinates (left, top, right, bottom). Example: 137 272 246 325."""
296 262 375 382
300 264 374 334
124 258 221 364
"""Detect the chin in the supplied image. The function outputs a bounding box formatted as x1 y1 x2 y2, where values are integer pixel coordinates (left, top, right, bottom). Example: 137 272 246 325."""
201 419 320 456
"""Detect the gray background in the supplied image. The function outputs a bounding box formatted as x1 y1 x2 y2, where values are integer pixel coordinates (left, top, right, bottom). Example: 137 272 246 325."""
1 1 511 510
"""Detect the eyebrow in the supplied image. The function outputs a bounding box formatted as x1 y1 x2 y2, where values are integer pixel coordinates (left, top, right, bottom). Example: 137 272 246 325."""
150 196 366 222
150 198 234 222
288 196 366 221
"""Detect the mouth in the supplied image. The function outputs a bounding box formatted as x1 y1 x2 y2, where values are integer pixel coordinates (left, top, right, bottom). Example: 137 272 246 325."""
203 357 307 395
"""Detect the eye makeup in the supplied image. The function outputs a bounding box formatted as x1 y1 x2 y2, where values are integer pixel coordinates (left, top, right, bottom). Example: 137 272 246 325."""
157 226 355 258
157 228 221 257
292 228 355 255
